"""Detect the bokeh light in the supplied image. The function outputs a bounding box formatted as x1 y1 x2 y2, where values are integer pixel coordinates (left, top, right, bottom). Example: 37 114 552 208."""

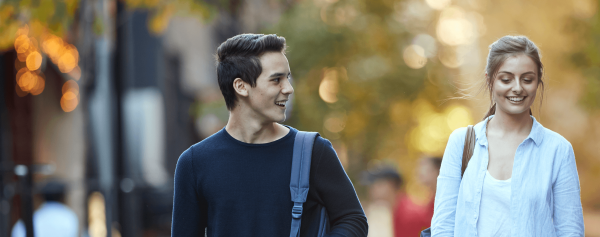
413 34 437 58
436 7 474 46
41 34 80 73
425 0 451 10
445 105 472 130
14 35 30 54
408 99 473 154
30 73 45 96
68 66 82 80
403 44 427 69
88 192 107 237
26 51 42 70
61 80 79 112
324 112 347 133
438 45 463 68
18 71 37 92
319 68 339 103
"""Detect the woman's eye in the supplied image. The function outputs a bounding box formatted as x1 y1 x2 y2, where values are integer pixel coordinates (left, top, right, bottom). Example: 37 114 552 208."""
501 78 510 82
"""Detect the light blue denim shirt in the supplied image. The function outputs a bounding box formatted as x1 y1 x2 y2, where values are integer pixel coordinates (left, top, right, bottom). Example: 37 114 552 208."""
431 115 584 237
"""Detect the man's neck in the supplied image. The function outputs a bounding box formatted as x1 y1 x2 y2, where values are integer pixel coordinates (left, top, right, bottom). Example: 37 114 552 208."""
225 110 289 144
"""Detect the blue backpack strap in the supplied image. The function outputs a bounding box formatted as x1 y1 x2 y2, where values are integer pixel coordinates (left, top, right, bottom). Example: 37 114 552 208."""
289 131 318 237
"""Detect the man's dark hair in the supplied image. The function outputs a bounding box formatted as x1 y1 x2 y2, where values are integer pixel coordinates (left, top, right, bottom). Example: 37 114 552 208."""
362 166 403 189
427 157 442 171
215 34 287 110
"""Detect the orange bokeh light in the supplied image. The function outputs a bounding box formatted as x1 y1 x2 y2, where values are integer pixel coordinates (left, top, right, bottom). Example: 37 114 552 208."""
68 66 82 80
14 35 30 54
18 71 37 92
30 74 45 96
40 34 80 74
16 25 29 37
26 51 42 70
16 67 28 81
62 80 79 95
60 92 79 112
42 35 64 61
15 84 28 97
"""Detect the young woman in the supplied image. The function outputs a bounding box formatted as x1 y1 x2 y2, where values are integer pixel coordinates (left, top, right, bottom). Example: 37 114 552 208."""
431 36 584 236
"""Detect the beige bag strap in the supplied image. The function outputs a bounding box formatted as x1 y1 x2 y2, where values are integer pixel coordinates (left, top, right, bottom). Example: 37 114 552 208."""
461 125 476 178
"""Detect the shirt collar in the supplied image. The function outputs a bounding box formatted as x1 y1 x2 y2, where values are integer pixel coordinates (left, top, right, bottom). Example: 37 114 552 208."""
474 115 544 147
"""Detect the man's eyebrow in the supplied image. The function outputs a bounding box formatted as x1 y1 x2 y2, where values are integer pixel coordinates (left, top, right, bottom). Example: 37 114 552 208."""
269 72 291 78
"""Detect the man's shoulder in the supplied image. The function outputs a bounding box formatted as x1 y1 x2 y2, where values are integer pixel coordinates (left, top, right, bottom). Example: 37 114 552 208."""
190 128 229 151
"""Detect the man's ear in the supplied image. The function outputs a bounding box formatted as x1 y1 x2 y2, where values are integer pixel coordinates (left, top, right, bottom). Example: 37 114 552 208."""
233 78 249 97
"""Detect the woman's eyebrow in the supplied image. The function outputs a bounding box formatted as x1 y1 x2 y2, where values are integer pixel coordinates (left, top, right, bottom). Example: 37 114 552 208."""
497 71 536 76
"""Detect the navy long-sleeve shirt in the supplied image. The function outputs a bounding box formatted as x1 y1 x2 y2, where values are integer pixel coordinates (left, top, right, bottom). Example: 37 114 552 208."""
172 126 368 236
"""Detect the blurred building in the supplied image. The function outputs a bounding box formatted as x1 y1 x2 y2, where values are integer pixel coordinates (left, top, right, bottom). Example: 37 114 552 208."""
0 0 287 236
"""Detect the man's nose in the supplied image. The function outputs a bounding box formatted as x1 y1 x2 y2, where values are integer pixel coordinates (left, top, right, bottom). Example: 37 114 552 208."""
282 79 294 95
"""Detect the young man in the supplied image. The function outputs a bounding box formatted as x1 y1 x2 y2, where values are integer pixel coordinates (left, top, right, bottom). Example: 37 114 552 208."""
171 34 368 236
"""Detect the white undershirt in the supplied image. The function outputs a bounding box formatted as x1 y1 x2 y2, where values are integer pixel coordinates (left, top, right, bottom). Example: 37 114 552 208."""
477 170 512 237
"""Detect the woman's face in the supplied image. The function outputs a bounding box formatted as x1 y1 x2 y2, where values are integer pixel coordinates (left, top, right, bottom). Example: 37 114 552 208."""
491 54 539 116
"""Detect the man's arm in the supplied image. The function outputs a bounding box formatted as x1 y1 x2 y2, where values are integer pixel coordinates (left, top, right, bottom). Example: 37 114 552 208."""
172 147 207 236
313 137 368 237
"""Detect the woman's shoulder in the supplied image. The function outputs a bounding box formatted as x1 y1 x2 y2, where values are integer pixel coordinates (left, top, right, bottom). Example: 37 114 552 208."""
538 125 573 151
448 119 486 143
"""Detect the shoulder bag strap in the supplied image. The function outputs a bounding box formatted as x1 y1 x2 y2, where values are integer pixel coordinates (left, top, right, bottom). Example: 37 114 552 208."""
289 131 319 237
461 125 476 178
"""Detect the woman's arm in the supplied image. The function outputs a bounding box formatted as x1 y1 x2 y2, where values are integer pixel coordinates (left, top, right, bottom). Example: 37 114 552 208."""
553 144 584 236
431 127 466 236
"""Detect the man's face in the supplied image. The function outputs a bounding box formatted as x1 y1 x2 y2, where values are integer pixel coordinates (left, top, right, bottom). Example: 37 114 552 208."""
418 159 439 190
369 179 397 204
246 52 294 123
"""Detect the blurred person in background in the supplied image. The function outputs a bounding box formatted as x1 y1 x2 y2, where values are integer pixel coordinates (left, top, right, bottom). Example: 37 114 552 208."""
415 157 442 222
393 158 441 237
431 35 584 236
363 166 402 237
11 179 79 237
171 33 367 236
363 160 440 237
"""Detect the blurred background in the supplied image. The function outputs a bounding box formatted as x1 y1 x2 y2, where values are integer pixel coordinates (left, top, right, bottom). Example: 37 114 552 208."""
0 0 599 236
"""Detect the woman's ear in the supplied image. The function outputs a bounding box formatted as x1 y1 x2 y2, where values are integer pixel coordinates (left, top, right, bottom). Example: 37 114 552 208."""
233 78 249 97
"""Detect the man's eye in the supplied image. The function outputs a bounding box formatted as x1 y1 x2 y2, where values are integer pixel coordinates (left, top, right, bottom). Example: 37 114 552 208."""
273 78 280 82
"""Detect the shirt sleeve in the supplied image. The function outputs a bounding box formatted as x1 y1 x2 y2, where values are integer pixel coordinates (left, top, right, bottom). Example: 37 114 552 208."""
172 146 208 236
553 143 584 237
431 127 466 237
312 137 368 237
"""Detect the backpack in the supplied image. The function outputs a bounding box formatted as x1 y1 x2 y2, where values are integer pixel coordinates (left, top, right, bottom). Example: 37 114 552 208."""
289 131 330 237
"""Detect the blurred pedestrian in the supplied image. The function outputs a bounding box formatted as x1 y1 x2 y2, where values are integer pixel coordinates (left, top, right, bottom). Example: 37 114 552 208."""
362 166 402 237
415 157 442 220
392 158 440 237
171 34 367 236
11 179 79 237
431 35 584 236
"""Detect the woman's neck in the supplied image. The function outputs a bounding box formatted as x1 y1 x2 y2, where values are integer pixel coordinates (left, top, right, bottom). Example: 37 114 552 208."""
488 108 533 137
